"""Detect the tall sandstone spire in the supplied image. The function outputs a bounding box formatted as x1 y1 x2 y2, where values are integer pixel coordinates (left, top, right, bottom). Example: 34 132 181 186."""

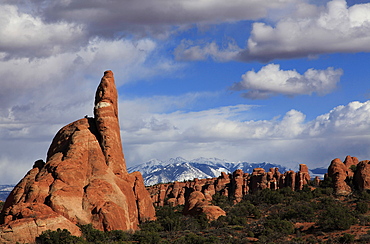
94 70 127 175
0 71 155 244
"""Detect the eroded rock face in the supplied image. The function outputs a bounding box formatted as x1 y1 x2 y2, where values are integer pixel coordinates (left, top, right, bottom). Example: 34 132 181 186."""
0 71 155 243
328 158 351 196
354 160 370 191
344 155 359 178
296 164 311 191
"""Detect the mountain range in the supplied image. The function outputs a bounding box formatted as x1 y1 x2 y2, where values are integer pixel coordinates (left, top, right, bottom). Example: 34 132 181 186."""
127 157 327 186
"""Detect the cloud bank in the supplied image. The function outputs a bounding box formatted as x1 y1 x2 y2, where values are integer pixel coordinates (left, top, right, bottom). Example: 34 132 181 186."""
175 0 370 62
120 98 370 171
243 0 370 61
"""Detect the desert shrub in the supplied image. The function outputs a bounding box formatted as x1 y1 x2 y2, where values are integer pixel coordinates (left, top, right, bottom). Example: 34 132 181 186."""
228 200 261 220
139 219 164 232
144 205 208 232
359 190 370 200
339 233 355 243
358 215 370 225
209 215 227 229
264 218 294 235
281 201 316 222
79 224 107 243
155 205 184 231
36 228 86 244
356 201 369 214
105 229 133 242
320 176 333 188
313 187 333 196
245 188 285 205
172 232 219 244
211 193 232 210
0 201 4 210
132 230 162 244
294 185 314 201
359 233 370 243
317 199 357 231
259 217 294 239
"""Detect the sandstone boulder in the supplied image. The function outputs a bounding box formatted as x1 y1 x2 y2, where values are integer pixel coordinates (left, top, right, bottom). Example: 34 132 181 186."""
183 191 226 221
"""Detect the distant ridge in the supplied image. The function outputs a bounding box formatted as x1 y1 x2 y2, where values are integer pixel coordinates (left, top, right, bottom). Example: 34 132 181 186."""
128 157 291 186
0 185 14 201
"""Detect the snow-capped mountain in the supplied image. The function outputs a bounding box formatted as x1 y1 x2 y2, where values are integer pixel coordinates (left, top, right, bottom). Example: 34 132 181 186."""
128 157 290 186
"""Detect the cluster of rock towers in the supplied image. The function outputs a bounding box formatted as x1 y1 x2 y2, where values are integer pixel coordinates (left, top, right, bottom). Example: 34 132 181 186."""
147 164 313 208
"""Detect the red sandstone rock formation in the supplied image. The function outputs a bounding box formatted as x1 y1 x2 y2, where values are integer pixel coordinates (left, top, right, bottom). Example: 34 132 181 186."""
0 71 155 244
328 158 351 196
183 191 226 221
354 160 370 191
232 169 244 203
146 155 370 211
296 164 311 191
344 155 359 178
94 70 127 176
147 166 317 209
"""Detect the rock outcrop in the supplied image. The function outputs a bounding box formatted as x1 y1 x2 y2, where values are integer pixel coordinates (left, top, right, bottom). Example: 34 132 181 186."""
328 158 354 196
0 71 155 243
147 164 312 211
183 191 226 221
354 160 370 191
147 156 370 210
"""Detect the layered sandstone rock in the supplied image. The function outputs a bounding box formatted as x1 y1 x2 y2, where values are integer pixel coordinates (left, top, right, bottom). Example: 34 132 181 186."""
0 71 155 243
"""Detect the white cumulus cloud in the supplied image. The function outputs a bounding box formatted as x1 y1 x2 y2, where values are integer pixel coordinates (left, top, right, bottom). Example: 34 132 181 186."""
0 4 86 59
242 0 370 61
174 0 370 62
230 64 343 99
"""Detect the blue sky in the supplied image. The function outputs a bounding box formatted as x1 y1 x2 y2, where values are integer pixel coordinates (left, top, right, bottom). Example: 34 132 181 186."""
1 0 370 184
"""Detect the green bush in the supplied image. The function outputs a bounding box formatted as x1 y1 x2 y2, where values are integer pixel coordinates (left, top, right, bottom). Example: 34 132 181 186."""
139 219 164 232
211 193 232 211
339 233 355 243
263 218 294 236
356 201 369 214
172 232 219 244
313 187 333 196
226 200 261 225
36 228 86 244
317 199 357 231
79 224 106 243
245 188 285 205
133 230 161 244
281 201 316 222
